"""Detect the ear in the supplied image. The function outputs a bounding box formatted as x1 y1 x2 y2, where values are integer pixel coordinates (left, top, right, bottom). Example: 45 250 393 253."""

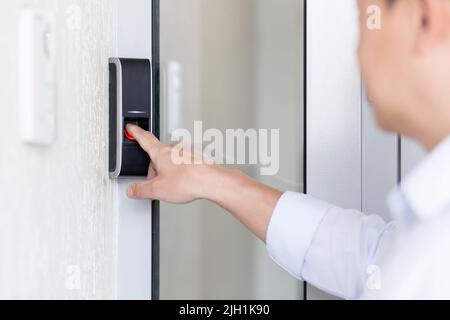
416 0 450 53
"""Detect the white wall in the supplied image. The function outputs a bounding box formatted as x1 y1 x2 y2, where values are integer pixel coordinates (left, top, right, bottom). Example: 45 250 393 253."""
0 0 119 299
305 0 361 300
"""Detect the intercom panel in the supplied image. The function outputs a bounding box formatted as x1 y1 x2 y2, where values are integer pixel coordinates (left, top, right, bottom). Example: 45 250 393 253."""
109 58 152 178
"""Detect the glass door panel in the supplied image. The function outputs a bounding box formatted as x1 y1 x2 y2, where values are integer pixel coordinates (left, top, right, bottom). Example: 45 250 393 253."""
160 0 303 299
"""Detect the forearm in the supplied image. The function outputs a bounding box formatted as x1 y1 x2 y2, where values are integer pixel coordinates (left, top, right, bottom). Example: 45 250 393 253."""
197 165 283 242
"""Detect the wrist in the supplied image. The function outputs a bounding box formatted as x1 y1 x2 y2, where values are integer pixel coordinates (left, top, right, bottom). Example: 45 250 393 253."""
193 165 246 202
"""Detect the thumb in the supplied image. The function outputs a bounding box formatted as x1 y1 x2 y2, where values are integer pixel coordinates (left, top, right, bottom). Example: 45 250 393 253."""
126 179 160 200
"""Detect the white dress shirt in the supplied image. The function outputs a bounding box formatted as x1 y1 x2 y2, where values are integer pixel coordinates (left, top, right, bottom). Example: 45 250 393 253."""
266 135 450 299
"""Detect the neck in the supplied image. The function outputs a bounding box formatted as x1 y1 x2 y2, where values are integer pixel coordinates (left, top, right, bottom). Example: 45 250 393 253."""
415 117 450 152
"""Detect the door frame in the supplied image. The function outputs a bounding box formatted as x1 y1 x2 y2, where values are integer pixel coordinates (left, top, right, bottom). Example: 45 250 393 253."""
115 0 160 300
151 0 160 301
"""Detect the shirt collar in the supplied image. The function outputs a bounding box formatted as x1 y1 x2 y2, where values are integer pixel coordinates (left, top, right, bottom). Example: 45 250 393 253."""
388 135 450 222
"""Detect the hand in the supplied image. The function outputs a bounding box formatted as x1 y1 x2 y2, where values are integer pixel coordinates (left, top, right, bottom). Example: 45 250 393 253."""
125 124 283 242
125 124 212 203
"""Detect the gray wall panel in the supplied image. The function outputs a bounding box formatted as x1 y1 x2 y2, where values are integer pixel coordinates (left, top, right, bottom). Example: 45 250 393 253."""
305 0 361 300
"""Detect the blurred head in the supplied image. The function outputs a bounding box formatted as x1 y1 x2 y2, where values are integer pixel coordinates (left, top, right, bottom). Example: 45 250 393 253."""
357 0 450 150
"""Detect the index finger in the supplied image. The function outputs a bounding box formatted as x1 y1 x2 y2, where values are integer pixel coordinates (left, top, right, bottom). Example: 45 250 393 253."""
126 124 161 158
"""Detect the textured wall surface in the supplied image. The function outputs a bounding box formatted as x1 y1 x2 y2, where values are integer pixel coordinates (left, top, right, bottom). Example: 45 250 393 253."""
0 0 119 299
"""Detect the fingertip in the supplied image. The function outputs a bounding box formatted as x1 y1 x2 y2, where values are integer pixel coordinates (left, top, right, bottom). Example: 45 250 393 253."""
126 123 140 133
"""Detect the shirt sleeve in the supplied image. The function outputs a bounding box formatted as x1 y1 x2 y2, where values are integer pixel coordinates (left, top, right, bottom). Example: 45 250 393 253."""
266 191 396 299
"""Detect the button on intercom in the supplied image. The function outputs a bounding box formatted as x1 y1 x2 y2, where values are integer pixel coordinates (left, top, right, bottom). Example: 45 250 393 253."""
109 58 152 178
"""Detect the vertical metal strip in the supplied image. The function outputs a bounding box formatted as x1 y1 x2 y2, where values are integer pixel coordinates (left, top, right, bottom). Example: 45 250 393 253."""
302 0 308 301
397 135 402 184
151 0 161 301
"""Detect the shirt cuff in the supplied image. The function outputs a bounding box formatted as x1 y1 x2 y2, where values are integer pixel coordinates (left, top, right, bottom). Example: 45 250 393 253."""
266 192 332 280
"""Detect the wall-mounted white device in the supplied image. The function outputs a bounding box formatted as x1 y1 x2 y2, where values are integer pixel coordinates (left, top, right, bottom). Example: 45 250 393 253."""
166 61 182 135
18 8 56 146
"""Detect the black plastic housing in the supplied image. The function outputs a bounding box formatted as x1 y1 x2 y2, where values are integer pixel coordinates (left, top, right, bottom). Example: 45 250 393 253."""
108 58 152 178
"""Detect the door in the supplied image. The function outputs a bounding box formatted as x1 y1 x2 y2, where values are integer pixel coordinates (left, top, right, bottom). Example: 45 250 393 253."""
116 0 159 300
159 0 304 299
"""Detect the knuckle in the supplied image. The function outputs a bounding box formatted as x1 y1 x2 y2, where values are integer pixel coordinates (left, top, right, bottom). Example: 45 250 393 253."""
152 179 166 193
138 183 153 198
152 182 165 198
151 179 161 190
133 184 144 197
